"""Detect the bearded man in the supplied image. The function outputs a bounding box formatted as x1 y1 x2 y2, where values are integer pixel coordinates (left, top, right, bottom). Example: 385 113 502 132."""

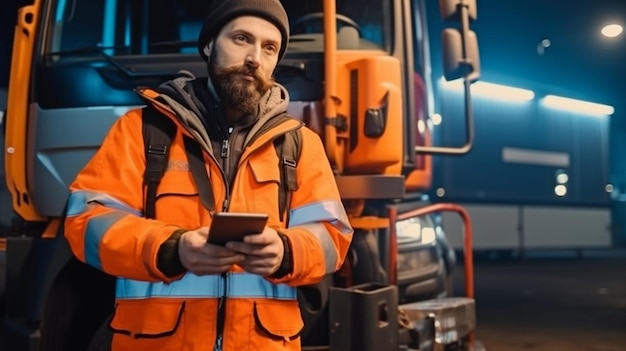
63 0 353 350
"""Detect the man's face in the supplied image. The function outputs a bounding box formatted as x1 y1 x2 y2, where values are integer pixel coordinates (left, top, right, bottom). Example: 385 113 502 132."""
208 16 282 116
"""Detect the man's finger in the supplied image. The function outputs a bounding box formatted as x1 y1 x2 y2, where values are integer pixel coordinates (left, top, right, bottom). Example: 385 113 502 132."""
242 233 273 245
226 242 272 256
241 257 274 267
202 243 244 257
216 254 247 265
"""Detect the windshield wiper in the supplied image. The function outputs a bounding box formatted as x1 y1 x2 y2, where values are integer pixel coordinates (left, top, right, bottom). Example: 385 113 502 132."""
46 45 137 75
45 44 197 78
148 40 197 48
45 45 131 57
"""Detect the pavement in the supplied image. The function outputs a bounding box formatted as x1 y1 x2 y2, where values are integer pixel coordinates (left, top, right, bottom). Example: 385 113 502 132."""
1 250 625 350
455 253 626 351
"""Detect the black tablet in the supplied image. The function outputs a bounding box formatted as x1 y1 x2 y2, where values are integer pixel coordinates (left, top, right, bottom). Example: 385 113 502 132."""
207 212 269 246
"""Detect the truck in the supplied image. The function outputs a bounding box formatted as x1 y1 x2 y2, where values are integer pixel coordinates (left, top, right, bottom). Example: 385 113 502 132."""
2 0 481 350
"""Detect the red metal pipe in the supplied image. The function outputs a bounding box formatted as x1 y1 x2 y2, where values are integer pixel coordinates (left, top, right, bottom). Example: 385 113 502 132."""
322 0 339 168
394 203 474 299
387 206 399 286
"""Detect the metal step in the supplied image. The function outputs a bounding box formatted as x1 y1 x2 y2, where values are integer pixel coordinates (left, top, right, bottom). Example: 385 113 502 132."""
400 297 476 346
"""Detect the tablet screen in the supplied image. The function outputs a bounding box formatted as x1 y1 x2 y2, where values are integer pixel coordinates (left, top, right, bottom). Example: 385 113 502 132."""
207 212 268 245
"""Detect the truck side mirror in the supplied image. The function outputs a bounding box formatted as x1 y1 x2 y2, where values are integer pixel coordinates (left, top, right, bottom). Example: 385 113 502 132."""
416 0 480 154
439 0 477 21
442 28 480 82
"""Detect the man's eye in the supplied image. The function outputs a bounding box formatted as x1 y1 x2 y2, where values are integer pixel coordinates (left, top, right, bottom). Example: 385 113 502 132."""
235 35 246 42
265 45 277 53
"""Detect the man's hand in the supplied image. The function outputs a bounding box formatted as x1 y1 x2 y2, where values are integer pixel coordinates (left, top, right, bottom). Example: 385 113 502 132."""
225 227 284 276
178 227 246 275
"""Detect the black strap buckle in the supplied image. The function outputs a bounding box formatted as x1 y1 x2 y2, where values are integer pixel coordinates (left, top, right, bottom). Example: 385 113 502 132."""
282 157 297 168
148 144 168 155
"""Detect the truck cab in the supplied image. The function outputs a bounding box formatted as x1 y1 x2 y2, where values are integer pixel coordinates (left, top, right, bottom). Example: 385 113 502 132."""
3 0 479 349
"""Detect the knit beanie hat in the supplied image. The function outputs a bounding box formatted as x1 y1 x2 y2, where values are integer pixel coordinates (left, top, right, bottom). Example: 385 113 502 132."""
198 0 290 62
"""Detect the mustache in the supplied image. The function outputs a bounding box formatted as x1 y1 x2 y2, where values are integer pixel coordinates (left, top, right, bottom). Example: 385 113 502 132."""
215 64 272 88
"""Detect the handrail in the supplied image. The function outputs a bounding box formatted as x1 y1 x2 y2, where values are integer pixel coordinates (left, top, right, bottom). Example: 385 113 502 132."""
322 0 340 170
389 203 474 299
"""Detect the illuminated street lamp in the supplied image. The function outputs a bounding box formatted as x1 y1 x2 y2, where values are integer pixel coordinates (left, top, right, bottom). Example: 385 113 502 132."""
601 24 623 38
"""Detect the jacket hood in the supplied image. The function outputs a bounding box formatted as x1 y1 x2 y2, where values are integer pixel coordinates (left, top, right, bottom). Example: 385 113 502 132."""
150 72 290 154
138 71 289 153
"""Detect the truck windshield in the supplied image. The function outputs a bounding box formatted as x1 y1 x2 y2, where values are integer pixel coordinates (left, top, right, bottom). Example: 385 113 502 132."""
45 0 391 59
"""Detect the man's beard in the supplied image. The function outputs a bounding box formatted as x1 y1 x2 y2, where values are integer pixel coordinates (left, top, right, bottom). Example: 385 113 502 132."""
209 59 274 116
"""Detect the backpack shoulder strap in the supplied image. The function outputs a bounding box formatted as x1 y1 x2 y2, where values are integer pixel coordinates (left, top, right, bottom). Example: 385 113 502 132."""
183 136 215 212
142 106 176 219
274 127 303 223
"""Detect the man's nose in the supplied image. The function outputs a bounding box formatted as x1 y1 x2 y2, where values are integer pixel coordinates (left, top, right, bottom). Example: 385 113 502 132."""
245 45 262 68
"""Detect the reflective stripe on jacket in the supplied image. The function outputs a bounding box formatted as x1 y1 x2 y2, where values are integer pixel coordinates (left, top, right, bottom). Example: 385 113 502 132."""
64 91 353 350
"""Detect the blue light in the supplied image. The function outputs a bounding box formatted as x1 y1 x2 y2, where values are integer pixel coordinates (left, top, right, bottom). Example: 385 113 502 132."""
542 95 614 116
55 0 67 21
102 0 117 53
440 78 535 102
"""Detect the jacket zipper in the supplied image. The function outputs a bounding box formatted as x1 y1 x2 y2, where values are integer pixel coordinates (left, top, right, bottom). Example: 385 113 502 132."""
220 126 233 212
147 100 240 350
214 272 228 351
214 121 301 350
212 114 299 350
214 126 232 351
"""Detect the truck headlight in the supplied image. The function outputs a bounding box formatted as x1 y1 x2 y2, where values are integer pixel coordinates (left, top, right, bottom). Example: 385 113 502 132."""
395 217 422 242
395 217 437 244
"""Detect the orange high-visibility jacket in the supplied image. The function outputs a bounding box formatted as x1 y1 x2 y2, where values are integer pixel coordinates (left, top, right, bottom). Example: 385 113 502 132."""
64 80 353 351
